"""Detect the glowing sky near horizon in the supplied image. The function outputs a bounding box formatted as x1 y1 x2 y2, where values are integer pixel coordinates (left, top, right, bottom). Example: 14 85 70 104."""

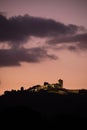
0 0 87 95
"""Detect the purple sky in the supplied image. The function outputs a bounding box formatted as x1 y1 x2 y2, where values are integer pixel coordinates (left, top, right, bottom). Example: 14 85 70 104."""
0 0 87 27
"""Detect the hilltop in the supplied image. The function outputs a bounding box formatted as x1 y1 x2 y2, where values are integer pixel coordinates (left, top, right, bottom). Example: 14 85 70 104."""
3 79 86 95
0 79 87 128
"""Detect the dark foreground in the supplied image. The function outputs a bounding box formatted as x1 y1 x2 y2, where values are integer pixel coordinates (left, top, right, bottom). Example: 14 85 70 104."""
0 91 87 128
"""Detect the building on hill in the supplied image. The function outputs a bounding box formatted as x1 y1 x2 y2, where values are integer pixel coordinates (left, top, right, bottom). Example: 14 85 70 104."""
58 79 63 88
28 85 41 92
20 86 24 91
28 79 64 92
43 79 63 90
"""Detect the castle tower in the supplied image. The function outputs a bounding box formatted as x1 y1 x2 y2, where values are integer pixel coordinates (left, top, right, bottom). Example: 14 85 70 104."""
58 79 63 88
20 86 24 91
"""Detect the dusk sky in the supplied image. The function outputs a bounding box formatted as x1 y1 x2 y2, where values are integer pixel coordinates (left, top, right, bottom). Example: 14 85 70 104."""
0 0 87 95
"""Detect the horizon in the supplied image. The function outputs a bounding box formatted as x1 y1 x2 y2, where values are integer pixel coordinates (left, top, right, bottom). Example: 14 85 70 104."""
0 0 87 95
1 79 87 96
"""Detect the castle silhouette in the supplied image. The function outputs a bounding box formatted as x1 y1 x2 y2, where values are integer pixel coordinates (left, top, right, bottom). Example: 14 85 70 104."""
28 79 63 92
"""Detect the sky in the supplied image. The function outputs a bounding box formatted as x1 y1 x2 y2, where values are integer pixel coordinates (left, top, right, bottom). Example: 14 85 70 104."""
0 0 87 95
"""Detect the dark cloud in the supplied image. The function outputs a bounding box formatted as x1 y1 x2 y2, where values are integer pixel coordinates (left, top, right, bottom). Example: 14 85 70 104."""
67 46 78 51
0 11 6 16
0 14 87 67
0 48 57 67
48 33 87 50
0 14 83 47
48 33 87 43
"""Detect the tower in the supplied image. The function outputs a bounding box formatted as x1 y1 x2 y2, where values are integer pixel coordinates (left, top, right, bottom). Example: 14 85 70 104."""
20 86 24 91
58 79 63 88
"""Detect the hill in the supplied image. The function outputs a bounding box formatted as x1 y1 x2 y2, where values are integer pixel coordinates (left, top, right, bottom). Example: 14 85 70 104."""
0 88 87 128
0 79 87 128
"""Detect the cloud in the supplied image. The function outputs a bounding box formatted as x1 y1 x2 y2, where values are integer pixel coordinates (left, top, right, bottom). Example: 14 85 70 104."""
0 14 84 48
48 33 87 50
0 48 57 67
0 14 87 67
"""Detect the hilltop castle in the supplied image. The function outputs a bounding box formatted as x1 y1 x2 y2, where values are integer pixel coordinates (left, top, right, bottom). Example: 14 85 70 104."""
4 79 64 95
29 79 63 92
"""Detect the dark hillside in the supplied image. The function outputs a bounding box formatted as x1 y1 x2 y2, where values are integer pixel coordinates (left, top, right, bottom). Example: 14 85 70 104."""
0 90 87 128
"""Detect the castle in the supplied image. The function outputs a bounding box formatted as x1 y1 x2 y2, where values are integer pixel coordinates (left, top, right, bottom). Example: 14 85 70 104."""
4 79 64 95
29 79 63 92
